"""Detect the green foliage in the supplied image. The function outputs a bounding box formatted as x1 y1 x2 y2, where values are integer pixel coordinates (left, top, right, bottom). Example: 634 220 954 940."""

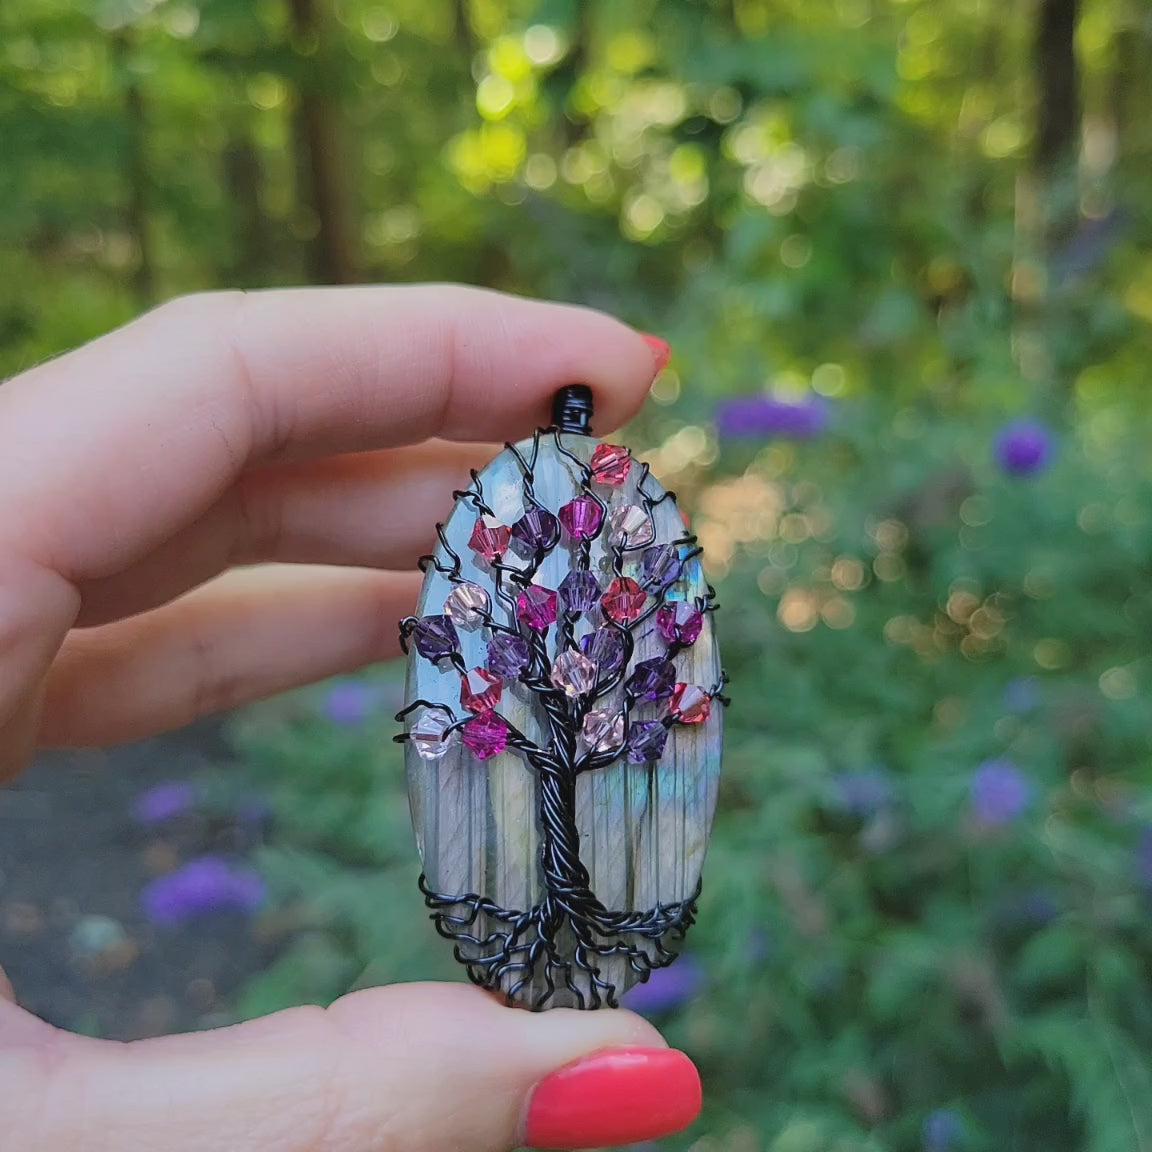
5 0 1152 1148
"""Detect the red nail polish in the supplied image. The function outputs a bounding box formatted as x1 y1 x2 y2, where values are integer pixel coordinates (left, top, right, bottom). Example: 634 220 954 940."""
641 333 672 375
525 1047 701 1150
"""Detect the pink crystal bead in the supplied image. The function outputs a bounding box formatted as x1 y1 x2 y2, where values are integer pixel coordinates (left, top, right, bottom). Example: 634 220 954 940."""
580 709 625 753
549 650 598 697
589 443 632 486
656 602 704 646
468 515 511 562
558 495 604 540
460 667 503 713
516 585 558 631
600 576 646 624
670 682 712 724
461 711 508 760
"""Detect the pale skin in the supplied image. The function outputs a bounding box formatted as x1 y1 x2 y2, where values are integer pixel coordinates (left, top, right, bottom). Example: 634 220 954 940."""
0 286 670 1152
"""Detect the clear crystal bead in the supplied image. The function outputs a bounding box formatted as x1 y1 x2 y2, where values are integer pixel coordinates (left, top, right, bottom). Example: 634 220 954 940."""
608 504 655 548
410 707 458 761
580 709 625 754
549 650 597 697
444 582 490 628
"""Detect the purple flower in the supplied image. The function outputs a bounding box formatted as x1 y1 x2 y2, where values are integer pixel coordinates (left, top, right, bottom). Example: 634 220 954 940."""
970 759 1033 827
923 1109 964 1151
133 781 196 825
994 419 1054 477
622 955 704 1014
716 394 829 440
1135 827 1152 889
831 769 892 817
323 680 377 725
142 856 266 925
1002 677 1040 714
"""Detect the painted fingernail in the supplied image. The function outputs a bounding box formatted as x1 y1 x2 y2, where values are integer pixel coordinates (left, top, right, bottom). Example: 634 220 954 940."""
525 1046 702 1149
641 333 672 375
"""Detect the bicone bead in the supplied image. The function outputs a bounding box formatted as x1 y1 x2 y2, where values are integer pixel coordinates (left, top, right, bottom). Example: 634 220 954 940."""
550 650 598 697
461 711 509 760
511 508 560 554
517 585 558 631
558 570 601 615
671 682 712 724
559 495 604 540
580 627 626 677
625 657 677 702
625 719 669 764
589 443 632 486
656 603 703 646
460 667 503 713
409 614 460 660
640 544 682 590
444 582 490 628
600 576 646 624
607 503 654 548
410 707 459 761
486 633 531 678
580 709 625 753
468 515 511 562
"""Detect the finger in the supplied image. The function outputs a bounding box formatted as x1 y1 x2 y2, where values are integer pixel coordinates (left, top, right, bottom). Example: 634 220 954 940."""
74 441 495 627
3 983 698 1152
0 286 658 732
37 565 420 750
0 286 657 587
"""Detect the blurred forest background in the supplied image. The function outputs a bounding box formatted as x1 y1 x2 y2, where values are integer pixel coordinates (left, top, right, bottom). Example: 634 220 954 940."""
2 1 1152 1150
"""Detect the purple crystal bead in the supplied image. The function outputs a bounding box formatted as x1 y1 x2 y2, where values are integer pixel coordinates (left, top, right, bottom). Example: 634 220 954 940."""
516 585 558 631
558 570 601 615
625 657 676 702
461 711 508 761
511 508 560 554
580 628 625 677
626 720 669 764
559 495 604 540
640 544 682 590
410 614 459 660
486 633 531 678
656 603 703 646
550 650 598 697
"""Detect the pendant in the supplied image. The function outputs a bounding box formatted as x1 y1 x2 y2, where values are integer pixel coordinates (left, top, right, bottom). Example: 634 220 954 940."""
396 385 727 1009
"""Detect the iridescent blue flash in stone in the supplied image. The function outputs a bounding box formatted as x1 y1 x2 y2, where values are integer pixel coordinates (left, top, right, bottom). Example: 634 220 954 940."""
410 614 459 660
625 720 669 764
486 633 531 678
640 545 682 590
511 508 561 554
625 657 677 702
580 627 625 678
558 570 601 615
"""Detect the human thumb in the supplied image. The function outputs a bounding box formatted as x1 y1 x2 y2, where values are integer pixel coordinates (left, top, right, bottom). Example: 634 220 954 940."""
0 981 702 1152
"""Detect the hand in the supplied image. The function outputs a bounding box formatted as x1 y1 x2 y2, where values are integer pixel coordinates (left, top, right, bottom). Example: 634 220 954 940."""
0 286 700 1151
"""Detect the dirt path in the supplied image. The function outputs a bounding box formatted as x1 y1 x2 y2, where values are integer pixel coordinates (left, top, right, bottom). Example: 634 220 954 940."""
0 721 274 1040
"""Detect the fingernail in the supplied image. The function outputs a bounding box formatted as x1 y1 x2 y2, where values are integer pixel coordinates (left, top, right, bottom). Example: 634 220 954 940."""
525 1046 701 1149
641 333 672 375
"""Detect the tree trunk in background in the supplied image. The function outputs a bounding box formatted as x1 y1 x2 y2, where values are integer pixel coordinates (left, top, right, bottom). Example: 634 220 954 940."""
1034 0 1080 176
453 0 475 58
287 0 357 285
1110 11 1152 185
223 138 272 286
112 33 154 307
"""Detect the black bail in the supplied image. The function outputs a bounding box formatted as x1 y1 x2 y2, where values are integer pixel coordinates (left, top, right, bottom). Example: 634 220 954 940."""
551 385 594 436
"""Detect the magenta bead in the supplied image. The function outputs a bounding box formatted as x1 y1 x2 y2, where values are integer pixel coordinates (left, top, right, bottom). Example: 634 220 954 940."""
559 495 604 540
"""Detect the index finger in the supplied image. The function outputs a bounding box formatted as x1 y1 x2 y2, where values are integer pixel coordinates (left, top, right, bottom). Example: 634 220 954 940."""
0 285 660 585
